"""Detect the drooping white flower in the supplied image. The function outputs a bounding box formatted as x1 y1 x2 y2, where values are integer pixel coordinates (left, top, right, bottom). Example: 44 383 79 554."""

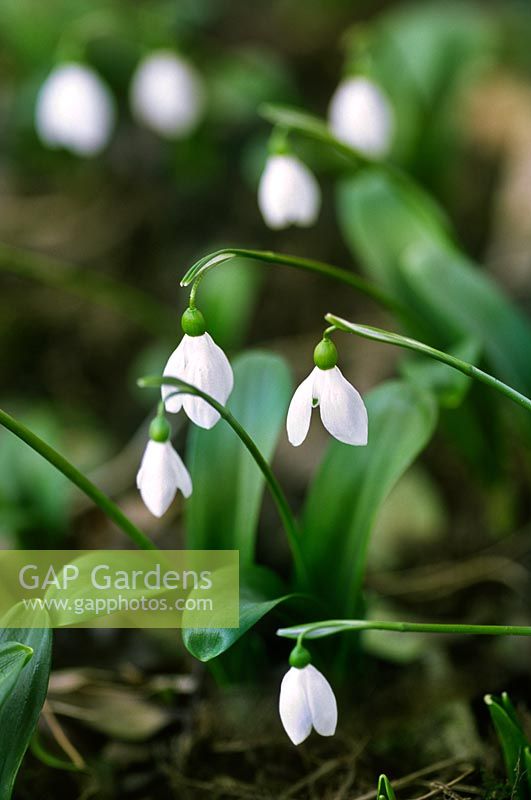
136 440 192 517
258 154 321 230
328 76 394 158
35 63 116 156
130 51 205 138
287 365 368 447
162 331 234 429
279 664 338 745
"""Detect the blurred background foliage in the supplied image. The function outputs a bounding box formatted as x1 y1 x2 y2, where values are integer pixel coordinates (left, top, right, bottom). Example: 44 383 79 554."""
1 0 531 545
1 0 531 795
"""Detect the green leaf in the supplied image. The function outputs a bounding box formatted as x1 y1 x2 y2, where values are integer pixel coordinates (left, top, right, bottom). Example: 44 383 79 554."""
0 606 52 800
302 380 437 615
302 381 437 615
401 338 481 408
485 693 528 800
186 351 292 563
337 170 531 396
377 774 397 800
196 258 263 350
183 566 296 662
0 642 33 712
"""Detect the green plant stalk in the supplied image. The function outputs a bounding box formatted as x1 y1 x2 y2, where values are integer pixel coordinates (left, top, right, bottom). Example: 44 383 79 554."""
0 407 157 551
0 242 175 337
259 103 370 165
326 314 531 414
30 733 83 773
180 248 401 314
277 619 531 642
138 376 309 587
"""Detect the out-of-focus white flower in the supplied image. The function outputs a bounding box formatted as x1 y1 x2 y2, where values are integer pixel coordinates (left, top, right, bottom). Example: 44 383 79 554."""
279 663 338 745
35 63 116 156
162 328 234 429
328 76 394 158
136 439 192 517
130 51 205 138
258 154 321 230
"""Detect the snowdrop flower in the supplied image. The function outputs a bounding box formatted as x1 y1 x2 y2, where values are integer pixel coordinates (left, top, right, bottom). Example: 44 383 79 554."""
130 51 205 138
328 76 394 158
258 153 321 230
162 308 233 429
279 644 337 745
35 63 115 156
136 413 192 517
287 337 368 446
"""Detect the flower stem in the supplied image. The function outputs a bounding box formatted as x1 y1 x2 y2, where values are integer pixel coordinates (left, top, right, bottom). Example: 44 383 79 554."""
139 376 309 587
0 407 157 551
180 248 401 315
326 314 531 414
276 619 531 642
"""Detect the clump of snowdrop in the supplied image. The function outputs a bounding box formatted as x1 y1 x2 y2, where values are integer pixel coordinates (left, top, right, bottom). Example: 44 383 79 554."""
35 62 116 156
162 307 234 429
258 136 321 230
287 336 368 446
137 410 192 517
279 643 337 745
328 76 394 158
130 51 205 138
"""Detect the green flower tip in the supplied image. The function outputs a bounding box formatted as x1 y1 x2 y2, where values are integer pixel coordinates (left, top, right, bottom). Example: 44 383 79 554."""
268 127 290 156
149 415 171 443
289 642 312 669
181 307 206 337
313 337 338 370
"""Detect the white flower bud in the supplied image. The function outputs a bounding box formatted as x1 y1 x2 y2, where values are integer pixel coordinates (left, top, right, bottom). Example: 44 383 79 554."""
328 76 394 158
258 154 321 230
35 63 115 156
130 51 205 138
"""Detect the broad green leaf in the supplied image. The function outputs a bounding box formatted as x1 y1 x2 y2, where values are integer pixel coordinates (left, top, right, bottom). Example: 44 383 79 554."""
401 338 481 408
302 381 437 615
337 170 531 395
485 693 528 800
0 606 52 800
365 3 496 163
186 351 292 563
183 566 296 662
0 642 33 713
197 259 263 350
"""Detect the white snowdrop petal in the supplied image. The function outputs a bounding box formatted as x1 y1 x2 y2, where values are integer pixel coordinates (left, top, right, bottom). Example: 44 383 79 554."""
180 333 233 429
279 668 313 745
258 155 321 230
302 664 338 737
200 332 234 402
328 77 394 158
130 51 205 138
168 445 193 499
183 393 221 429
162 339 186 414
136 441 178 517
286 369 315 447
35 63 115 156
317 367 368 445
